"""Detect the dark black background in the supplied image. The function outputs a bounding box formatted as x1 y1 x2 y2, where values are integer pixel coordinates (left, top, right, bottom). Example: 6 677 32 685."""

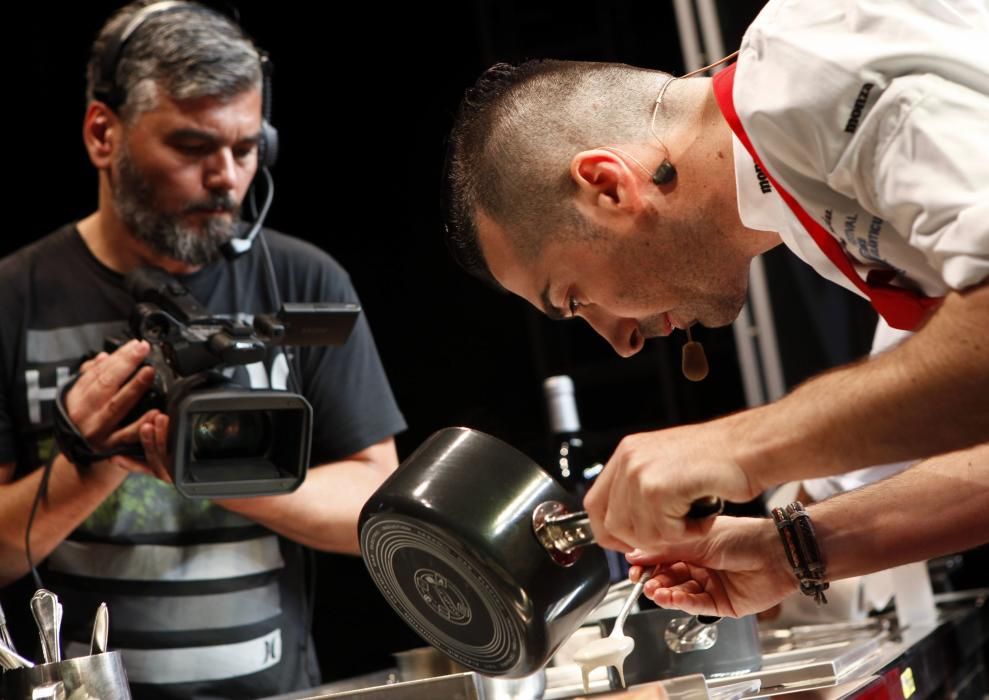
6 0 877 684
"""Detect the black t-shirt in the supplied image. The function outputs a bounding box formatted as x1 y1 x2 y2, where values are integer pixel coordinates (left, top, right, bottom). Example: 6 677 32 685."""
0 225 406 699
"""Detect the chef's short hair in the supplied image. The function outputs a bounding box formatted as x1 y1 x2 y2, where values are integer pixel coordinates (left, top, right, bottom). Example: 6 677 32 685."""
87 0 262 123
444 59 675 282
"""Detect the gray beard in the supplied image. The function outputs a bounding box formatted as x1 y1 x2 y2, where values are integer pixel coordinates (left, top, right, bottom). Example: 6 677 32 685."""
112 146 241 266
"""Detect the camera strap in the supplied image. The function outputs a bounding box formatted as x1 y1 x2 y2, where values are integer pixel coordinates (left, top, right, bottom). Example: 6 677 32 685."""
53 375 141 467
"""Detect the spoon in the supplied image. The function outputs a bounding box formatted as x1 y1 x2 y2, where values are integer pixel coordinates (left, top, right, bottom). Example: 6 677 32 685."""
30 589 63 664
572 565 657 692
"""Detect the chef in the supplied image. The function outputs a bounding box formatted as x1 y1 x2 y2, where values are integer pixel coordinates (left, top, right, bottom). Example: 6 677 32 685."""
440 0 988 614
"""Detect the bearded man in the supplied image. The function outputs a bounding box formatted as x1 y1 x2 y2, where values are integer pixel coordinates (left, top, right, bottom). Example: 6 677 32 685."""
0 2 404 697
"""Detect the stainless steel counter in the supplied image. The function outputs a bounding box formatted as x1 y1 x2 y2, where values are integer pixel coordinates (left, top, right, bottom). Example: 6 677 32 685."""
266 590 988 700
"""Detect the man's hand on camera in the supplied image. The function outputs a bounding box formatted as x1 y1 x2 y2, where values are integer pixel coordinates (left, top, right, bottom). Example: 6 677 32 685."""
66 339 169 481
130 412 172 483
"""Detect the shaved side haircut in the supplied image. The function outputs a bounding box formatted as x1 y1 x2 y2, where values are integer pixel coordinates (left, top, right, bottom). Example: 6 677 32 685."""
444 60 676 282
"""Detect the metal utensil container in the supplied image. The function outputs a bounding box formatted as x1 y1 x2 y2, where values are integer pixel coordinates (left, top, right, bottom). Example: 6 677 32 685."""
1 651 131 700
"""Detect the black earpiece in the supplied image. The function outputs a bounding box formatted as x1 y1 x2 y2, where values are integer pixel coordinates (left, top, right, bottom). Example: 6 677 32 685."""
652 159 677 186
256 52 279 170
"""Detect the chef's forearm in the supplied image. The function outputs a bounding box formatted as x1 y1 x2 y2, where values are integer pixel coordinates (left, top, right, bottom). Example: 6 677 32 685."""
809 442 989 581
732 283 988 491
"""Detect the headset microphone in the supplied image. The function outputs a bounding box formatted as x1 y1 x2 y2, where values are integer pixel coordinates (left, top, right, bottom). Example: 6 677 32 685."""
681 326 709 381
222 51 278 259
222 165 274 259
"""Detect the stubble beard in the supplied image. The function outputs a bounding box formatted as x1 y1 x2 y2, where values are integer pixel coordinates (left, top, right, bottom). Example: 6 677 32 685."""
112 144 241 266
621 208 751 332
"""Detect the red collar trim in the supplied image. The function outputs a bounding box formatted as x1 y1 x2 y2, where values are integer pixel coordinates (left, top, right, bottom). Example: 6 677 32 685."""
712 64 940 331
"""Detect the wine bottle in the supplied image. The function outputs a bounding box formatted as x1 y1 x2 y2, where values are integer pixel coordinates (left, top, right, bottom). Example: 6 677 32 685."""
542 375 586 493
543 375 627 581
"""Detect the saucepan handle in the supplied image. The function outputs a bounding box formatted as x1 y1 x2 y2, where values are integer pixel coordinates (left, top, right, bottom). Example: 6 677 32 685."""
534 497 724 563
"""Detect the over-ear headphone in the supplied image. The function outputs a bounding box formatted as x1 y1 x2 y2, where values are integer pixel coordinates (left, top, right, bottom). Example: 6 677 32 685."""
91 0 278 171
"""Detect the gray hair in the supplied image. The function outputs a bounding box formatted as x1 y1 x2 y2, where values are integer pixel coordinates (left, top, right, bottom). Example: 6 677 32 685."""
444 60 676 282
86 0 261 122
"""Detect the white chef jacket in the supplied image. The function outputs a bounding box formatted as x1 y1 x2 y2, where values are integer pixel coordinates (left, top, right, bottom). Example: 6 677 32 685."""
721 0 989 498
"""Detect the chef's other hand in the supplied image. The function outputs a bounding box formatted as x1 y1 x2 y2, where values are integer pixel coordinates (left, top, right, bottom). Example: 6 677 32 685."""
627 516 797 618
583 421 758 552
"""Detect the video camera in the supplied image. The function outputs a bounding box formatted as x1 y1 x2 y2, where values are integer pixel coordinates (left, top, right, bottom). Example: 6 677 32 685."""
90 267 360 499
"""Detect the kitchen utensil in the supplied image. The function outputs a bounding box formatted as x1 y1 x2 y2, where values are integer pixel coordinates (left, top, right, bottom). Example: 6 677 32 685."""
0 639 35 671
90 603 109 655
30 590 62 664
572 566 656 689
360 427 721 678
596 608 761 686
0 599 18 654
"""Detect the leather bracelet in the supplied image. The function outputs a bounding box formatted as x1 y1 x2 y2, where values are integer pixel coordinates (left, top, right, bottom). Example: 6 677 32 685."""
772 501 829 605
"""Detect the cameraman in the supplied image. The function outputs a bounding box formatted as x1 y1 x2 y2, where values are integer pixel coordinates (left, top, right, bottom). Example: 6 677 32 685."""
0 2 405 698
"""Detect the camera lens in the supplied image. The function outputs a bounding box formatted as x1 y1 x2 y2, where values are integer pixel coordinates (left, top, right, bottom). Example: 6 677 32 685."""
191 411 270 459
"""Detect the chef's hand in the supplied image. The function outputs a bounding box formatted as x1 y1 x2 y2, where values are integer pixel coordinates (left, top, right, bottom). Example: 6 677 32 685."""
66 340 165 479
583 420 758 553
627 516 798 618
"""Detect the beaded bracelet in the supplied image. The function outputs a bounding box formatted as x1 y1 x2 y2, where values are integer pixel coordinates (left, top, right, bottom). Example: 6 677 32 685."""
771 501 829 605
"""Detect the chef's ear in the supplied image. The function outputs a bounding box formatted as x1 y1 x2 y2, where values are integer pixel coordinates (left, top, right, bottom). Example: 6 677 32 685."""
571 149 646 214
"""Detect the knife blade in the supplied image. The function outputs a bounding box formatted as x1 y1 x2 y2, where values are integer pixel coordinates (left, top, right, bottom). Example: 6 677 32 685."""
90 602 109 655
